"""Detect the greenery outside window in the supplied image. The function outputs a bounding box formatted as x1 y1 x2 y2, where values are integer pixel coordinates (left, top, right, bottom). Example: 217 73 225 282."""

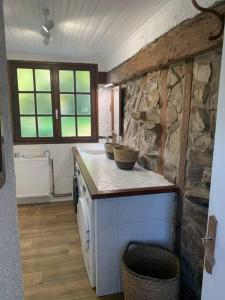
9 61 98 143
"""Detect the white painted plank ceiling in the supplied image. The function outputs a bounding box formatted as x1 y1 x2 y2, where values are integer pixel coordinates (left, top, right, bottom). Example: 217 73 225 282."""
3 0 167 70
3 0 218 71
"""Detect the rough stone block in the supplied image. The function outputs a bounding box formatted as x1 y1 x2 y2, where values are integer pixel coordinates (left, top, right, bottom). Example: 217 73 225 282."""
163 164 177 183
148 89 160 107
202 167 211 184
193 62 211 83
193 83 210 104
187 167 204 182
165 126 180 155
193 133 212 152
138 154 159 172
169 83 183 113
191 108 210 133
167 105 178 126
146 107 160 123
185 183 209 205
187 150 212 167
167 66 182 88
131 111 141 120
181 197 208 298
141 121 160 131
187 196 209 207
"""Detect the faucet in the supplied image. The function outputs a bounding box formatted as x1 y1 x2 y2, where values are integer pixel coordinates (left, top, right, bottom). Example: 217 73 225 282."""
100 136 110 142
42 148 51 160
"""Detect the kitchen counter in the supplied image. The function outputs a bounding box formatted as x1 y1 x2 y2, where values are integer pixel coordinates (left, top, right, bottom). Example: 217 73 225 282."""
74 144 178 296
73 145 178 199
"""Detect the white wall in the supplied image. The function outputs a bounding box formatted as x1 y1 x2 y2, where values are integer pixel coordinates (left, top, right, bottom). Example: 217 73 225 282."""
98 85 112 137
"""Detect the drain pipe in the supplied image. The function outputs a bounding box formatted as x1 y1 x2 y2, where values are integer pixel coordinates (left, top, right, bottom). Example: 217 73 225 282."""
43 148 72 198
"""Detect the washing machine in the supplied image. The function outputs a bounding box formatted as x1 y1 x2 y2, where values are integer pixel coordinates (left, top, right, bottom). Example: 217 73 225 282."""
76 171 96 287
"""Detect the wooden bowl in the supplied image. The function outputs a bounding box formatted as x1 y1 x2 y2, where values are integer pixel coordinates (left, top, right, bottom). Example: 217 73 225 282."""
104 143 119 160
113 145 139 170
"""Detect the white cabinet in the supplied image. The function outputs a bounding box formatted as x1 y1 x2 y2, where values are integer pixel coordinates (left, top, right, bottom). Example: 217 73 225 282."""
75 162 177 296
95 193 176 296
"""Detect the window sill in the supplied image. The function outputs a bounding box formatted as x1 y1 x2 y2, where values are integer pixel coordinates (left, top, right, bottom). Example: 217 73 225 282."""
13 136 99 145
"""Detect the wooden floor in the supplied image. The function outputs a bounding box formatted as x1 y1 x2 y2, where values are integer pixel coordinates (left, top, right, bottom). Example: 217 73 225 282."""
18 201 124 300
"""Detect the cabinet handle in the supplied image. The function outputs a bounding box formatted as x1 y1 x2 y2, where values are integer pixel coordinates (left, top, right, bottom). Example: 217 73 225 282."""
202 236 213 244
202 215 217 274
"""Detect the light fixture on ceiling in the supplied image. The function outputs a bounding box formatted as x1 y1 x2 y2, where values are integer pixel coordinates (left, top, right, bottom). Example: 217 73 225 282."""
43 37 50 46
104 83 114 88
40 9 54 45
42 19 54 33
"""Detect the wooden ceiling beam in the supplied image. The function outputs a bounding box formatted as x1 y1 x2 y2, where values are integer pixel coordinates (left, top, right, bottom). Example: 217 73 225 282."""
107 3 225 85
98 72 107 84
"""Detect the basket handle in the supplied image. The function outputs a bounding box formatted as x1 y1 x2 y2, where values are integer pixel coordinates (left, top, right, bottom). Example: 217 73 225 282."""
124 241 146 257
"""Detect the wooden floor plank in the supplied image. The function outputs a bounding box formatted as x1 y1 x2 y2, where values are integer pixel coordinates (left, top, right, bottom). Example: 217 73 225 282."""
18 201 123 300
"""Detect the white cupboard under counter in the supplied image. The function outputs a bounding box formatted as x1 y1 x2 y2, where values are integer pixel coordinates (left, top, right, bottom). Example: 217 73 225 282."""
73 146 179 297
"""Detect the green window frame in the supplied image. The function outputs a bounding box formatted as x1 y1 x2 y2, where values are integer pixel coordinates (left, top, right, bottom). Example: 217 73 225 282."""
9 61 98 144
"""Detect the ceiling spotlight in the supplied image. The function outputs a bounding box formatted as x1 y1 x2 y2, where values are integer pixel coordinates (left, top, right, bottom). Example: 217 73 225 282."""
40 28 51 39
104 83 114 88
42 19 54 33
40 8 54 45
43 37 50 46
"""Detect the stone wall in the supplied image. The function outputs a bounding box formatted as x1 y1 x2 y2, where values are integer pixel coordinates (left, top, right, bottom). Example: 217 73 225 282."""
121 48 222 298
181 50 222 297
123 71 162 172
163 64 185 182
184 50 221 204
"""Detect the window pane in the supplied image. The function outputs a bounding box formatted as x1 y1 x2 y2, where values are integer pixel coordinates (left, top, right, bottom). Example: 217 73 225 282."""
20 117 36 137
59 70 74 92
60 94 75 115
35 69 51 91
61 117 76 137
17 68 34 91
76 71 90 93
76 94 90 115
38 116 53 137
36 93 52 114
19 93 35 114
77 117 91 136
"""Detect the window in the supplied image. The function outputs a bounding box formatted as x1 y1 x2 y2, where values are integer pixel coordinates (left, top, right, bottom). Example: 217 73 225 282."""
9 61 98 143
59 70 91 137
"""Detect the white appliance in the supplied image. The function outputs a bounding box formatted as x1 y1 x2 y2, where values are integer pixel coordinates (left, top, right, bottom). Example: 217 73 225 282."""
76 169 95 287
14 156 50 198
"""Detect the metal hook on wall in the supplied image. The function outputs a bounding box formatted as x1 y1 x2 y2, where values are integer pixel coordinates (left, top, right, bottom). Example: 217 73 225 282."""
192 0 224 40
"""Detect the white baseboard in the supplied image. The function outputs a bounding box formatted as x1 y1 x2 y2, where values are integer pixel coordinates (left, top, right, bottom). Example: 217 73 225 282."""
17 195 72 205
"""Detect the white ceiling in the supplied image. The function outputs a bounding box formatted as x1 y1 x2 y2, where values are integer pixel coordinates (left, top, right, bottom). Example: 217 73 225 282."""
3 0 218 71
3 0 168 71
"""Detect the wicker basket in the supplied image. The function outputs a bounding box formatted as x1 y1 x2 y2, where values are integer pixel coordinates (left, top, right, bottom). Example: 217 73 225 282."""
104 142 119 160
122 241 180 300
113 145 139 170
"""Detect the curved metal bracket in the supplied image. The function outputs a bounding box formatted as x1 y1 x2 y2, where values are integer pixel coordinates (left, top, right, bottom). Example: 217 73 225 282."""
192 0 224 40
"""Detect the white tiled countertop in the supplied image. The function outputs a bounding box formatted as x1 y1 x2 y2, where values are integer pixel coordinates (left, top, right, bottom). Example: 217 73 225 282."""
76 144 173 192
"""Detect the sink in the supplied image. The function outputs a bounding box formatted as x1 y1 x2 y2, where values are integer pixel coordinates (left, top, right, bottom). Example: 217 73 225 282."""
82 149 105 155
